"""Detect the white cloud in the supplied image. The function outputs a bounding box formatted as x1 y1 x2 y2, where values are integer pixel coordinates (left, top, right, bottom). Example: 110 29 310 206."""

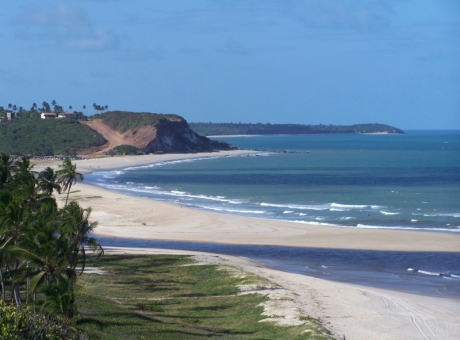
16 1 118 51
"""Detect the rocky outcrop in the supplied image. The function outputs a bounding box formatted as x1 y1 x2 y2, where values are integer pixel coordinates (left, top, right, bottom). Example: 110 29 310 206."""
84 112 236 153
146 119 236 153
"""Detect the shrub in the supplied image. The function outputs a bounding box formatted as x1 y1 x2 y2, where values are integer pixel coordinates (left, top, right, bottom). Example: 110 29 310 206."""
0 302 88 340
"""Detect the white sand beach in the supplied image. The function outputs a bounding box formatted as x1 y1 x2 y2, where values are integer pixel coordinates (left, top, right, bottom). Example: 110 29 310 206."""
34 151 460 339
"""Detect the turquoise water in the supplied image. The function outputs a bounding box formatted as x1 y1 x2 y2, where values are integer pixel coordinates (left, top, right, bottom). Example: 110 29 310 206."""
87 131 460 232
87 131 460 297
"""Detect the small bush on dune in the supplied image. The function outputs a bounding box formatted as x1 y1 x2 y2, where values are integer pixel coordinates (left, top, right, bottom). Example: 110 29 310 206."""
0 302 88 340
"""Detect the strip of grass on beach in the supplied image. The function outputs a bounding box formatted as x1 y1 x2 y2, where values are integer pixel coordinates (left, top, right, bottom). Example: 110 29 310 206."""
76 254 333 340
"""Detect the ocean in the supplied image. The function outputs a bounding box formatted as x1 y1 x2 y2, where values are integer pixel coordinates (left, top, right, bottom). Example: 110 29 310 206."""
86 130 460 297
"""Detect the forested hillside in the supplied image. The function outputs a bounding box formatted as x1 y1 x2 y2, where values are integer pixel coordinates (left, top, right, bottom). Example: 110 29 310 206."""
189 123 404 136
0 112 106 156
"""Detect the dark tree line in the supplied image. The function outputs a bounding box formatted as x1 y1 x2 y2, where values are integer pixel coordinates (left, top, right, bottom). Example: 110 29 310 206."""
0 100 110 118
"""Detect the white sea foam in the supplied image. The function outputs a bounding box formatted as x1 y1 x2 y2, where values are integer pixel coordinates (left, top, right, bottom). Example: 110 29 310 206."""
321 265 328 269
290 220 338 226
260 202 329 210
407 268 415 271
330 203 369 209
411 219 418 222
340 217 355 220
196 205 267 214
355 224 460 232
418 270 440 276
283 211 294 214
380 211 400 215
299 213 307 216
163 191 244 204
423 213 460 218
451 274 460 279
260 202 379 211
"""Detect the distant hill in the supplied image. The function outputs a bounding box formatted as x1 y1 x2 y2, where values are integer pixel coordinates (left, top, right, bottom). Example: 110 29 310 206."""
188 123 404 136
89 111 236 153
0 112 106 156
0 111 236 156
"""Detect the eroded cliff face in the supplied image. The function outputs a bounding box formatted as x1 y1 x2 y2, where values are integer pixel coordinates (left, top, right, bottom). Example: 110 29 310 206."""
146 119 236 152
85 118 236 153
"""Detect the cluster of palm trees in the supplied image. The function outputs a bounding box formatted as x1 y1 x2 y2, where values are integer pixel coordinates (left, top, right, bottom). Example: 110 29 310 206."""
0 154 103 319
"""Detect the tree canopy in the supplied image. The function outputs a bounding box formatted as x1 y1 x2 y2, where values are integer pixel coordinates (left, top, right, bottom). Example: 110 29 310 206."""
188 122 404 136
0 154 102 337
0 111 106 156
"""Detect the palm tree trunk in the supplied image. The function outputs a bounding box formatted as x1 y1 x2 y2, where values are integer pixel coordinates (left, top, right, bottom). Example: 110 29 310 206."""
0 266 5 302
26 262 29 304
13 284 22 306
65 184 72 207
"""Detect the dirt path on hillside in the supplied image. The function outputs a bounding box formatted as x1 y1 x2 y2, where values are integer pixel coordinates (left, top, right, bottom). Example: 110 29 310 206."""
81 120 126 154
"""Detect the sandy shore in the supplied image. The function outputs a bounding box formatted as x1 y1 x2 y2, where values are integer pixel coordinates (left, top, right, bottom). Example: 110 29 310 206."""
34 151 460 339
103 247 460 340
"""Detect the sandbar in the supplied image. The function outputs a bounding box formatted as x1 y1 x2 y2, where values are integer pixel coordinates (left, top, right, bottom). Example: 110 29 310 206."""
34 151 460 339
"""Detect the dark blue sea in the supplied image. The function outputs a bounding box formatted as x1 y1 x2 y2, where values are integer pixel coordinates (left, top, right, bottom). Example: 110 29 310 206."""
86 131 460 298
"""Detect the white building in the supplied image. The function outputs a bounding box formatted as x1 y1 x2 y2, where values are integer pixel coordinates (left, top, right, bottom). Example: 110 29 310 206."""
41 112 56 119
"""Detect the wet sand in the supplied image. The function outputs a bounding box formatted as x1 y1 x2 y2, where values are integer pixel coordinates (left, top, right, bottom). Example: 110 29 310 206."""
34 152 460 339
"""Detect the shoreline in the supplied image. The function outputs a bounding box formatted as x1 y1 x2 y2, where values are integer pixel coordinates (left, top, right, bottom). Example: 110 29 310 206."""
34 152 460 339
103 246 460 340
33 149 259 175
63 182 460 252
33 151 460 252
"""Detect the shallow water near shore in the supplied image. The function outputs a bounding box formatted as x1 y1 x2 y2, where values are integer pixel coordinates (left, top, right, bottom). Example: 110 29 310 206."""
86 131 460 298
96 236 460 299
86 131 460 232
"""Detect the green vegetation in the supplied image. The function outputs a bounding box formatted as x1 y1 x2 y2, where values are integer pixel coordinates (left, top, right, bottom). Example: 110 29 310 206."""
93 111 183 133
189 122 404 136
112 145 146 155
0 154 102 339
77 254 333 340
0 100 106 118
0 302 85 339
0 112 106 156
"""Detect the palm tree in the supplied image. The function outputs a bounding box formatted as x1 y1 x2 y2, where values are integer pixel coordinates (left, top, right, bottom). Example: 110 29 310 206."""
60 202 103 274
42 276 78 319
0 153 13 189
0 197 31 305
57 159 84 207
38 167 61 196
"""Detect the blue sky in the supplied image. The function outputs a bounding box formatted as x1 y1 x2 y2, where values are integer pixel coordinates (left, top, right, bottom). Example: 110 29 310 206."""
1 1 459 129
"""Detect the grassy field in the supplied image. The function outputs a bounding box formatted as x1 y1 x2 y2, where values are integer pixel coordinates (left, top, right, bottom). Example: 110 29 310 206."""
76 254 334 340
